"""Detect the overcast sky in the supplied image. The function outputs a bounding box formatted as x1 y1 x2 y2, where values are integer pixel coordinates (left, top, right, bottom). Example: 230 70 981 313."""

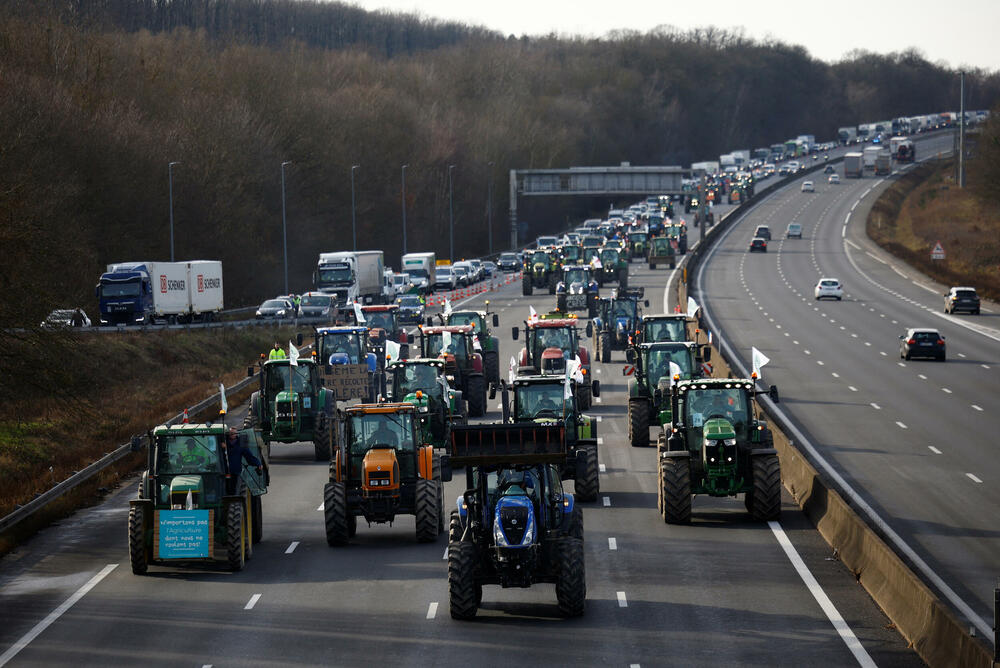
349 0 999 72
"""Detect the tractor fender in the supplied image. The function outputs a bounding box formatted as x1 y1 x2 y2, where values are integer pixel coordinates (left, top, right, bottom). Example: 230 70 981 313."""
627 377 639 398
471 353 484 374
418 445 435 479
749 448 778 456
456 494 468 521
518 347 528 367
488 336 500 352
129 498 154 510
577 347 590 366
659 449 691 459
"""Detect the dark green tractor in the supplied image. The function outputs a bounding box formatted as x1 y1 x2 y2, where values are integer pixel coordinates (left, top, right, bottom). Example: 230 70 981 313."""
522 248 560 296
638 314 695 344
648 236 676 269
657 378 782 524
441 303 501 388
625 342 710 447
664 223 688 255
596 247 628 287
245 357 335 461
385 357 467 447
129 423 269 573
627 230 649 262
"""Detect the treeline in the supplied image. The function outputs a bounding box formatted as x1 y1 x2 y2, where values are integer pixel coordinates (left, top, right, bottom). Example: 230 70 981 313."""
1 2 999 328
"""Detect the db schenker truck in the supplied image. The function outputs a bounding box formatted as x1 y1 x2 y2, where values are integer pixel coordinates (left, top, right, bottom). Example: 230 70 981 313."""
96 261 223 325
314 251 385 306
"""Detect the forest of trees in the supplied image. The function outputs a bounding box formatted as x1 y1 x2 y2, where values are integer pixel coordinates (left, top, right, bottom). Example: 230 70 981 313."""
1 0 999 328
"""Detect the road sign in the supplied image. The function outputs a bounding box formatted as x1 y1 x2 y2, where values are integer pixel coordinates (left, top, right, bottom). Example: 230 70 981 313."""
622 365 636 376
931 241 945 260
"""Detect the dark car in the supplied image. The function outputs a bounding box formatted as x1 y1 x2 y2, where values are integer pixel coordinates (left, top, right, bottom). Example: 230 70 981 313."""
753 225 771 240
899 328 946 361
748 238 768 253
256 298 294 319
944 287 980 315
396 294 425 325
498 253 519 272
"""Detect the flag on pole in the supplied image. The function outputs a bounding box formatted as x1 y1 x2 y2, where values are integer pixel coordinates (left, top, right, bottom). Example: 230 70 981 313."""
564 358 578 400
570 355 584 383
472 334 482 351
751 347 770 379
708 330 713 345
385 340 401 363
528 305 539 324
669 361 682 386
509 355 517 383
687 297 699 318
440 330 452 354
289 341 300 366
353 302 365 324
219 382 228 414
443 297 453 318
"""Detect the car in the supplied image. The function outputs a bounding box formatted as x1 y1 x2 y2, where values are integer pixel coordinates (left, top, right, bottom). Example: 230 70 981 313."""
434 266 457 291
451 263 472 287
748 238 768 253
785 223 802 239
41 308 91 328
801 181 815 192
297 292 334 318
497 253 520 272
814 278 843 301
899 328 946 361
753 225 771 240
482 261 497 278
944 286 980 314
396 294 425 324
256 298 294 319
828 174 840 184
466 259 485 282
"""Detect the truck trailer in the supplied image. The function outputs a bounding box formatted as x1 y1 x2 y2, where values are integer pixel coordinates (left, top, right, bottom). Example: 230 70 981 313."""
314 250 385 306
843 152 864 178
96 261 223 325
400 252 436 294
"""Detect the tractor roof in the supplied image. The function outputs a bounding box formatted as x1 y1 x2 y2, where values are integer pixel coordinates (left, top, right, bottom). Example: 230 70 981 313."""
317 326 368 334
345 402 417 415
421 324 474 335
153 423 226 436
527 318 578 328
676 378 755 393
361 304 398 312
562 264 593 272
639 341 697 350
264 358 316 367
642 314 690 322
387 357 444 369
512 374 574 387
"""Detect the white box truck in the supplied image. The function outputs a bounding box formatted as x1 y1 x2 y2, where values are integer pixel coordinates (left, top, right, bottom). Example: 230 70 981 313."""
400 252 436 294
97 261 223 325
314 250 385 305
844 152 864 178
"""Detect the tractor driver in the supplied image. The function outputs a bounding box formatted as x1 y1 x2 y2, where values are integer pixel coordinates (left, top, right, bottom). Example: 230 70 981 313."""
328 336 359 364
177 438 207 471
533 391 560 417
367 419 398 448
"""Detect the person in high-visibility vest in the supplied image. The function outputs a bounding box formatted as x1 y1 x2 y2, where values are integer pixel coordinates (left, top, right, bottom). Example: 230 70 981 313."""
269 342 287 360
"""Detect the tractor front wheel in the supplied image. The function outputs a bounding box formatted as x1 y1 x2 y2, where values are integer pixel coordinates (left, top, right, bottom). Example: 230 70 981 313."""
128 507 148 575
414 478 439 543
466 374 486 417
659 456 692 524
448 541 479 620
556 295 567 312
448 511 464 543
324 482 350 546
555 537 586 617
628 399 650 447
568 503 584 540
749 454 781 521
600 332 611 363
226 502 246 571
483 350 500 388
522 277 532 296
574 443 599 502
242 391 261 429
251 494 263 544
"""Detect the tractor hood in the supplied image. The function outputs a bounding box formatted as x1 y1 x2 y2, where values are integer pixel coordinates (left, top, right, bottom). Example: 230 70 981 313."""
362 447 400 494
493 494 536 548
169 475 204 509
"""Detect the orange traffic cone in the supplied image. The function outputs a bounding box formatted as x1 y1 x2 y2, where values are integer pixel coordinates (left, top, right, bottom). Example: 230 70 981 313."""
182 408 189 423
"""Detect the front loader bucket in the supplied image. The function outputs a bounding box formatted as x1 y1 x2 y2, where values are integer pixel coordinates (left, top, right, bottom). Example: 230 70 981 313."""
450 423 566 466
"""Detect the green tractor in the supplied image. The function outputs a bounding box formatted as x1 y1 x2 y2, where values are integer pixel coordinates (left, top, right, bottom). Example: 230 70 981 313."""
522 248 560 296
648 236 676 269
627 230 649 262
664 222 688 255
657 378 782 523
625 341 710 447
596 247 628 287
557 244 584 266
638 314 695 344
129 423 268 573
439 303 502 388
245 355 336 461
385 357 467 447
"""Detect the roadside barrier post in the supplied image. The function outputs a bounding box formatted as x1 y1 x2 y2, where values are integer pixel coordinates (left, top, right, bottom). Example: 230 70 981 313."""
994 581 998 662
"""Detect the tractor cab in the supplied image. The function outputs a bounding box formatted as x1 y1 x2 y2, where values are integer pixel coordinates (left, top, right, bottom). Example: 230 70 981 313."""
257 359 322 437
385 358 463 443
442 303 501 387
418 324 487 417
360 305 409 345
640 314 693 344
558 245 583 264
316 326 376 369
512 316 593 409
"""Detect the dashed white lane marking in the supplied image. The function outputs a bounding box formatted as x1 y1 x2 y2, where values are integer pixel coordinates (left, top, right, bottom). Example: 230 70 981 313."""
929 446 942 455
596 368 602 374
982 364 991 370
442 546 448 560
848 386 858 392
609 537 618 551
817 360 824 366
879 351 887 356
918 374 927 380
245 594 262 610
597 437 604 445
769 522 876 668
285 541 300 554
972 405 983 411
617 591 628 607
896 422 908 429
599 463 607 473
629 664 641 668
317 502 324 511
870 403 881 410
426 602 439 619
603 496 611 507
958 353 966 358
0 564 118 666
966 473 983 484
596 396 603 403
942 388 952 394
595 416 602 422
831 372 839 378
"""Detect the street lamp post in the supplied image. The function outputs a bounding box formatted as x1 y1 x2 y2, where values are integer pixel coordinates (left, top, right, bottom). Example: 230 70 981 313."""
281 161 291 295
351 164 359 251
168 161 180 262
448 165 455 262
487 162 494 256
401 164 408 255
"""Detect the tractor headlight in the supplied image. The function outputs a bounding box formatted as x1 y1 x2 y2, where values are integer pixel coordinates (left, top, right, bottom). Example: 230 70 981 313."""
724 438 736 446
493 520 510 547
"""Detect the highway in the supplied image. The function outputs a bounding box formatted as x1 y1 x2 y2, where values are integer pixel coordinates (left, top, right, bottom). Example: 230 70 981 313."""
696 129 1000 641
0 254 927 665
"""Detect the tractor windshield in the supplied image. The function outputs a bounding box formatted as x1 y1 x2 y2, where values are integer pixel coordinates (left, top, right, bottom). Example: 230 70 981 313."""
684 388 749 439
393 364 443 401
561 246 582 262
515 383 568 421
350 413 415 453
652 238 672 253
365 311 395 331
583 248 600 264
530 327 572 362
530 251 548 265
426 333 467 361
612 300 637 320
447 313 483 332
629 232 647 243
600 249 618 264
264 364 313 395
156 434 222 475
320 332 362 364
643 347 693 389
564 268 589 284
645 319 686 343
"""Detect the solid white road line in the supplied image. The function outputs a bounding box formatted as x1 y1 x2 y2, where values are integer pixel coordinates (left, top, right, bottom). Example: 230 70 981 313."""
608 537 618 551
928 446 942 455
966 474 983 484
769 522 876 668
317 502 324 511
597 437 604 445
0 564 118 667
442 547 448 560
245 594 262 610
617 591 628 608
426 602 439 619
285 541 299 554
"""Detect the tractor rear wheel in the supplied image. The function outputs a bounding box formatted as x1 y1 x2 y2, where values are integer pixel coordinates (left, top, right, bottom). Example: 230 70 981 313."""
659 456 692 524
619 269 628 288
483 350 500 388
242 391 260 429
556 295 567 312
555 537 586 617
437 482 446 535
548 275 557 295
313 418 332 461
226 502 246 571
574 443 599 502
128 507 148 575
522 277 532 296
600 332 611 363
448 511 464 543
324 482 350 546
578 382 592 411
466 374 486 417
414 478 439 543
251 495 262 544
628 399 649 447
448 540 479 620
749 455 781 521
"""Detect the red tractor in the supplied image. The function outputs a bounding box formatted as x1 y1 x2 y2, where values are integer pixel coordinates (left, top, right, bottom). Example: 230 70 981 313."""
417 324 488 417
511 315 595 409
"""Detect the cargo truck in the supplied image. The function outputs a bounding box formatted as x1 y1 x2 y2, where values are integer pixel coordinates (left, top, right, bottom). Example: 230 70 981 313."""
874 149 892 175
401 252 436 294
862 146 882 173
96 261 223 325
837 126 857 145
843 152 864 178
314 251 385 306
890 137 915 163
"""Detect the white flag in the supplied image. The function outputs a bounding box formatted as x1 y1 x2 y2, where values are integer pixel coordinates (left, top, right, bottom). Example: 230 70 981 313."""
288 341 300 366
528 305 539 324
353 302 365 324
751 347 770 379
708 330 713 345
440 330 452 354
219 382 228 414
570 355 585 383
472 334 482 351
669 361 682 387
509 355 517 383
687 297 699 318
443 297 453 318
385 339 401 363
185 490 194 510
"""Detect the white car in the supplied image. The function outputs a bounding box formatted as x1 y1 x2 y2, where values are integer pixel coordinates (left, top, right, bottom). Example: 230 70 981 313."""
434 266 457 291
801 181 815 192
41 308 91 328
814 278 843 301
828 174 841 184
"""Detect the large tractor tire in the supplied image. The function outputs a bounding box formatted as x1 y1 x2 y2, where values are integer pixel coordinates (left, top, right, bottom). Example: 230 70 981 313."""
619 269 628 288
483 350 500 388
414 478 439 543
578 382 592 411
568 503 584 540
313 417 332 461
226 501 246 571
324 482 350 546
522 277 532 296
574 443 599 502
628 399 649 447
448 510 464 543
448 540 480 620
251 494 263 544
128 506 148 575
649 261 656 270
466 374 486 418
242 391 261 429
556 295 567 312
548 274 557 295
555 537 586 617
748 454 781 521
659 456 692 524
600 332 611 363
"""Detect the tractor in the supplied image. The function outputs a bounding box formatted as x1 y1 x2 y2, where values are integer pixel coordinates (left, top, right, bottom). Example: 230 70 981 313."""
627 229 649 262
625 341 710 447
129 423 268 573
359 304 412 372
596 247 629 287
522 248 560 296
557 244 584 266
657 378 782 523
648 236 676 269
385 357 467 446
554 265 600 317
664 222 688 254
638 314 695 344
314 325 380 402
324 402 449 545
439 304 502 388
245 354 336 461
591 288 649 363
512 315 594 409
447 424 586 619
417 324 488 418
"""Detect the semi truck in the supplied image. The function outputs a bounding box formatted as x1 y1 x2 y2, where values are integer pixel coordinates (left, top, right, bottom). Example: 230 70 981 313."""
96 261 223 325
314 250 385 306
874 149 892 175
844 152 864 178
837 126 857 145
401 252 436 294
690 161 719 176
890 137 915 163
862 146 882 173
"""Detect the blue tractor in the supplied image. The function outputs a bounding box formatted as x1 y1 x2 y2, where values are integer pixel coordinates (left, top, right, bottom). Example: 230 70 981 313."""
314 326 381 402
592 287 649 363
447 423 586 619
